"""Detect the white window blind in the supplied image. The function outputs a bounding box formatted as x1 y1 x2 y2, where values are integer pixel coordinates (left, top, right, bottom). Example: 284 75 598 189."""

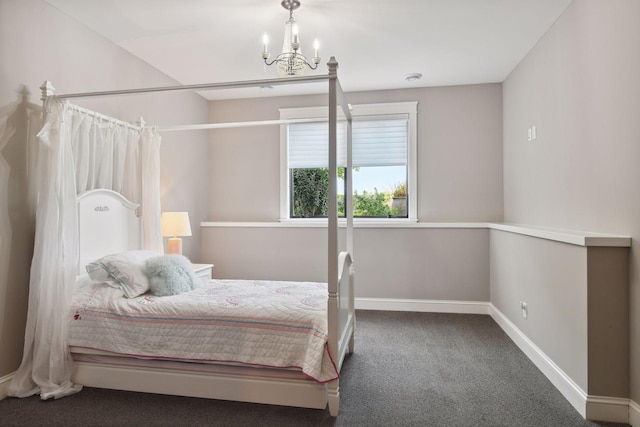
288 117 408 168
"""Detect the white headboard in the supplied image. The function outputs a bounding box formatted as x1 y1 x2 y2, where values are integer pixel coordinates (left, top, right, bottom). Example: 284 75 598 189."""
77 189 143 274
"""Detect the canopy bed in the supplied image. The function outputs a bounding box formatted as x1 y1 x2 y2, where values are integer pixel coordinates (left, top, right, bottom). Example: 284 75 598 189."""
9 58 355 416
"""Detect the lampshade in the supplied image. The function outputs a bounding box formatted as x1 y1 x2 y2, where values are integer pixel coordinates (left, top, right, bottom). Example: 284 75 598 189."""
161 212 192 237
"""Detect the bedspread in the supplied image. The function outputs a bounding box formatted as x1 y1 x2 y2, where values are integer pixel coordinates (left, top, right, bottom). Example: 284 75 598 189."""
69 276 338 383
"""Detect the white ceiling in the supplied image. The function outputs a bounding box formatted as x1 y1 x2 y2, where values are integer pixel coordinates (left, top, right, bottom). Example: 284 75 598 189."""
43 0 573 100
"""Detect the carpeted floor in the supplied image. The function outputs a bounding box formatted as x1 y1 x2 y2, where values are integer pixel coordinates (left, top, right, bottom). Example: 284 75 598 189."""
0 310 629 426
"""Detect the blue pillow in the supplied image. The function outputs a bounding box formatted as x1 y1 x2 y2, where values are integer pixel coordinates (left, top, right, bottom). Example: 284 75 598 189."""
145 255 198 296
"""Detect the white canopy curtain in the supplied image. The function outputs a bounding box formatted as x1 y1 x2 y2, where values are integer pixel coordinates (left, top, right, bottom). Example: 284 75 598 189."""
8 97 162 399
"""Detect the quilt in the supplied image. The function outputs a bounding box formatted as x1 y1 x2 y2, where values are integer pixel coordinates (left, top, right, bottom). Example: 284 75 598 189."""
69 276 338 383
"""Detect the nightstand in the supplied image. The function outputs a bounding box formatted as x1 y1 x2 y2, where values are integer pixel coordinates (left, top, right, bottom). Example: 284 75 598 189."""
192 263 214 284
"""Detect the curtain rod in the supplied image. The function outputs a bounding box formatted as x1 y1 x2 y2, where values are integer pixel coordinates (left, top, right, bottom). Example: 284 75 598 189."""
66 102 142 131
157 117 345 132
41 75 332 100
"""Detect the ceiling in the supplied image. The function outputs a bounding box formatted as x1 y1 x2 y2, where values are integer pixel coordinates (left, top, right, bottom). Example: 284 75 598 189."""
43 0 573 100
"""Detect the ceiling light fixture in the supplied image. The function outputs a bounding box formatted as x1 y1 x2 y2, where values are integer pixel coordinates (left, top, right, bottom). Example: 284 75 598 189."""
262 0 320 77
404 73 423 82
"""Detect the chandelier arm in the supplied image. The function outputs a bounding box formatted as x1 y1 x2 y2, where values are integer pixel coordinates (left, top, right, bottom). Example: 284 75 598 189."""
265 52 318 70
264 57 278 67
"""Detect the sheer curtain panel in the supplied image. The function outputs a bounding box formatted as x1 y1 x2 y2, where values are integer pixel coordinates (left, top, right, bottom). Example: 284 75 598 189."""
8 98 162 399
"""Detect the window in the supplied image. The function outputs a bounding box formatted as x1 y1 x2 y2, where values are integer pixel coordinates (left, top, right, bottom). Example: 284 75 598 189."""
280 102 417 220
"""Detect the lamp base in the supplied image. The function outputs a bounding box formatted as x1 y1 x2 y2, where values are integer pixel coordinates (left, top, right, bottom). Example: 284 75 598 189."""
167 237 183 255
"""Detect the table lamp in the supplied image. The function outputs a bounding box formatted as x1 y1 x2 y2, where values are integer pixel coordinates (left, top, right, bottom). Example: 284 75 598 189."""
161 212 192 255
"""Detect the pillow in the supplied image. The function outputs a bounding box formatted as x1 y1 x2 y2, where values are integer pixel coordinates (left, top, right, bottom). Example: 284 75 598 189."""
85 250 157 298
145 255 198 296
75 273 92 288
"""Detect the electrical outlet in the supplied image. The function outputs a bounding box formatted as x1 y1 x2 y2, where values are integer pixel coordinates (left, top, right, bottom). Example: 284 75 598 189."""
519 301 528 319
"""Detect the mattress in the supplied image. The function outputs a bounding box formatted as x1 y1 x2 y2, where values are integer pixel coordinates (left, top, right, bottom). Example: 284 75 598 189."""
69 276 339 383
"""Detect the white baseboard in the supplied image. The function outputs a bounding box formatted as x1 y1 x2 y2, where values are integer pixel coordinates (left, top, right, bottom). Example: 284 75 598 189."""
0 372 14 400
489 303 633 424
355 297 490 314
586 395 630 424
630 400 640 426
489 304 588 418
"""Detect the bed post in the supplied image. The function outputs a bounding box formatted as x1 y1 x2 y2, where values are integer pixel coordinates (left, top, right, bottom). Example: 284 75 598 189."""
40 81 55 120
327 57 340 417
345 99 355 355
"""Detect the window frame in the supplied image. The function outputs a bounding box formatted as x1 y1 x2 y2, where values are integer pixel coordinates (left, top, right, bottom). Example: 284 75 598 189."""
279 101 418 222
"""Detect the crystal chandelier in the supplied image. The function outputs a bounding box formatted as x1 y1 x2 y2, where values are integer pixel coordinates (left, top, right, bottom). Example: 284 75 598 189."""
261 0 320 77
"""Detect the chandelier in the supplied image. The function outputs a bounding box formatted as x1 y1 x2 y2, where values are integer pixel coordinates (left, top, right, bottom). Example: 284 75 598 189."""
261 0 320 77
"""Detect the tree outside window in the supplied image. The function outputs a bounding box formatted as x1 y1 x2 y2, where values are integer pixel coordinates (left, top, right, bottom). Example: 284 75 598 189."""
291 167 406 218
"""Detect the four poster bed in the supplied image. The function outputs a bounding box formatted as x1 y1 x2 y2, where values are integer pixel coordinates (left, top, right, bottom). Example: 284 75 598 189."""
15 58 355 416
69 188 354 415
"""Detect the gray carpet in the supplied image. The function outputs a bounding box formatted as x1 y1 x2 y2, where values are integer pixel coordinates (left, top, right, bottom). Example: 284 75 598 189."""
0 310 629 426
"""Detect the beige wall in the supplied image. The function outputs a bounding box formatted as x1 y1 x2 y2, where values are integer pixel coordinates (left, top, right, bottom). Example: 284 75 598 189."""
587 247 629 397
205 84 502 301
202 226 490 301
490 230 589 391
208 83 503 222
502 0 640 403
0 0 209 377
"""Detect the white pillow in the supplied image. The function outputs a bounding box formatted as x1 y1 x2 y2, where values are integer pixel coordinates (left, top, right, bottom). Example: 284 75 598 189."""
86 250 157 298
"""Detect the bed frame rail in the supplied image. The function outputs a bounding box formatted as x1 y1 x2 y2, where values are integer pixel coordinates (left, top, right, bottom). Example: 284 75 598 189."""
72 362 329 410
